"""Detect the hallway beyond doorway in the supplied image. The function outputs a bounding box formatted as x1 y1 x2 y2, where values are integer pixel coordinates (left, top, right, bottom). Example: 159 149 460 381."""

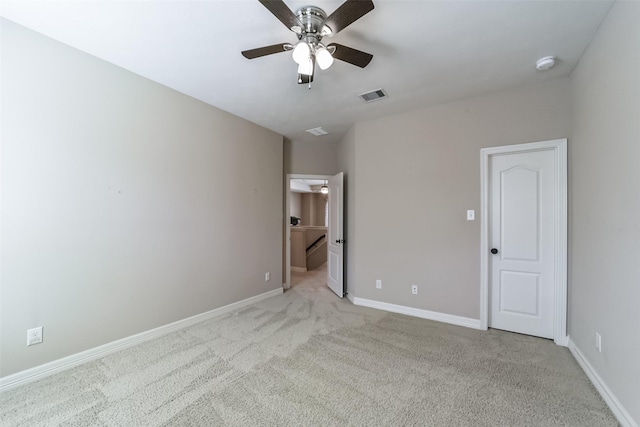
290 263 327 291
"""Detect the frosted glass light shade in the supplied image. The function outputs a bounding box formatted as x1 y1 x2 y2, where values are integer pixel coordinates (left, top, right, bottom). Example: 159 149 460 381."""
298 57 314 76
292 42 310 65
316 47 334 70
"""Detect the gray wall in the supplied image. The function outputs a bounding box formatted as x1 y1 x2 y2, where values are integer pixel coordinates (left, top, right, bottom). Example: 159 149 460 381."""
569 1 640 422
1 20 284 377
284 139 339 175
345 78 571 318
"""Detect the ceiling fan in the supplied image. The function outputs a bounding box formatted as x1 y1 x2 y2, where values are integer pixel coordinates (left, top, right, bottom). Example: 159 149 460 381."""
242 0 375 86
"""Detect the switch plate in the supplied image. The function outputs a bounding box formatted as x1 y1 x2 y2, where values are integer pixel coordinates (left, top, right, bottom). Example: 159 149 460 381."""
467 210 475 221
411 285 418 295
595 332 602 352
376 279 382 289
27 327 43 346
265 272 270 282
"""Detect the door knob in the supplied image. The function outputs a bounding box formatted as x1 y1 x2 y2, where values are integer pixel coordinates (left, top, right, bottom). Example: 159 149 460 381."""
491 248 499 254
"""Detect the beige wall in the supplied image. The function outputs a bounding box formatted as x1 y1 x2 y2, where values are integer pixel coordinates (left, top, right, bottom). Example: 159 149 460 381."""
301 193 312 226
284 139 339 175
569 2 640 422
0 20 283 377
299 192 326 226
317 193 327 227
290 191 302 219
346 78 571 318
290 228 307 270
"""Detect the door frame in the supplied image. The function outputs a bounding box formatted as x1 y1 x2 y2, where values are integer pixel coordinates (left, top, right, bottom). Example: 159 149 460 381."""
285 173 334 289
479 139 568 346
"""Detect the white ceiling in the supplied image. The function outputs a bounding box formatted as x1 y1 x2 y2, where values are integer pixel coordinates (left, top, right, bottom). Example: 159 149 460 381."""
291 179 326 193
1 0 613 144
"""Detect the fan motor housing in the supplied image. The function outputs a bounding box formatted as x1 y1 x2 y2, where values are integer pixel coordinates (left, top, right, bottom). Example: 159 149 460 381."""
295 6 328 39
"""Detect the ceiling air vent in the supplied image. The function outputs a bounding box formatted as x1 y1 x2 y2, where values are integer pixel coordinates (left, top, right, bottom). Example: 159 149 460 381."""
359 88 388 103
306 127 329 136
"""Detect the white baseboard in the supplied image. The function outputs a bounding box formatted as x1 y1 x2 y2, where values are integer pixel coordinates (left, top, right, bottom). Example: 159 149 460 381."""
346 293 355 304
556 334 569 347
0 287 283 393
568 337 638 427
352 297 482 330
290 266 307 273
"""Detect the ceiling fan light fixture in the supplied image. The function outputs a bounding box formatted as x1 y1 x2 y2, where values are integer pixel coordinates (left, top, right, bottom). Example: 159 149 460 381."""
298 57 314 76
321 25 333 36
292 41 310 64
243 0 375 85
316 46 334 70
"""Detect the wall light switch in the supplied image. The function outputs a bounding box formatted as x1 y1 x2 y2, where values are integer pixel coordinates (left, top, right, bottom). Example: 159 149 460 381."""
467 210 475 221
265 272 270 282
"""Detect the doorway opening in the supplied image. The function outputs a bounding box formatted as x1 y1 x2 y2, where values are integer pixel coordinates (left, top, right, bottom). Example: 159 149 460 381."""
288 177 329 290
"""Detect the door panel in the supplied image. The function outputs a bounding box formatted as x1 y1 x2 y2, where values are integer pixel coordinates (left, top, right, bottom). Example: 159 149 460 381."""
499 271 540 315
327 172 344 297
328 252 339 284
501 167 539 261
490 150 555 338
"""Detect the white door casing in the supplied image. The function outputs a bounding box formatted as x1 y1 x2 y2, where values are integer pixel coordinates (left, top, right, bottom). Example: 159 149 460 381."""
327 172 344 297
480 139 567 345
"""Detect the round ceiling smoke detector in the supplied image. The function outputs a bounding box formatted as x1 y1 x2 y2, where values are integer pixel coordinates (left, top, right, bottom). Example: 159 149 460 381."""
536 56 556 71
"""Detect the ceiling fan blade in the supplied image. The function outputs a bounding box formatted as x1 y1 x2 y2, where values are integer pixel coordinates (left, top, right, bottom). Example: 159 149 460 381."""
242 43 291 59
328 43 373 68
258 0 303 32
323 0 374 35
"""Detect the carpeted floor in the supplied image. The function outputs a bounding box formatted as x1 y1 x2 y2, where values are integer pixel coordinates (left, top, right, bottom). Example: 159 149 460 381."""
1 266 617 426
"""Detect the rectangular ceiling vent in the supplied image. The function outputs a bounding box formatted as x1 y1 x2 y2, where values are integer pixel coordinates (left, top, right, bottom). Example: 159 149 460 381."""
306 127 329 136
359 88 388 103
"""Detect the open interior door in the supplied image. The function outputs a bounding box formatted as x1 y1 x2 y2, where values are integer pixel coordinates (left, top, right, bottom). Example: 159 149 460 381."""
327 172 344 297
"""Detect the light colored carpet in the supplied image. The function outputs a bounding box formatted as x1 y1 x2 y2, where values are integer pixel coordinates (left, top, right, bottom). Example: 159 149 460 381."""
1 267 617 426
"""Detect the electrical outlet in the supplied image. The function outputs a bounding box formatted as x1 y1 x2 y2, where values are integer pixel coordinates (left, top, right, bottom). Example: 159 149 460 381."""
376 279 382 289
595 332 602 353
27 327 43 346
467 210 475 221
411 285 418 295
265 272 270 282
